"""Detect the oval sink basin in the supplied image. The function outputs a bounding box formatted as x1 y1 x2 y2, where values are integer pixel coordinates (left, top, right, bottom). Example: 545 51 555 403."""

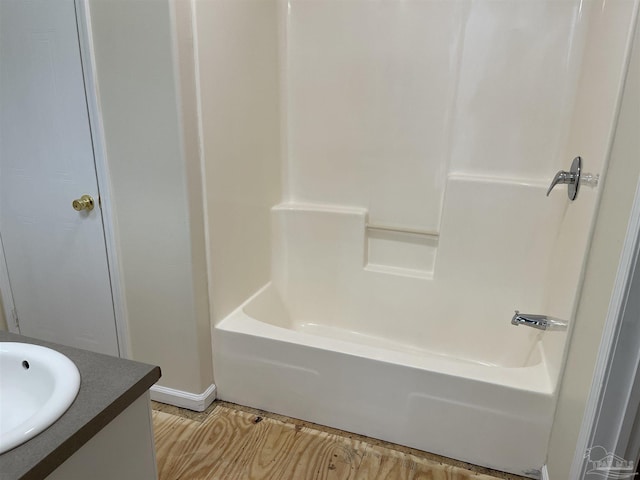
0 342 80 454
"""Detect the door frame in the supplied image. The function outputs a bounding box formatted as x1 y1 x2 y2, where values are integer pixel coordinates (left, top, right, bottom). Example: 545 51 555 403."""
0 0 131 358
73 0 130 358
0 233 18 331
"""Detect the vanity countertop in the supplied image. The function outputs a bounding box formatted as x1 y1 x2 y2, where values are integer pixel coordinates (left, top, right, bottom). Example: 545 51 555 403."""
0 332 161 480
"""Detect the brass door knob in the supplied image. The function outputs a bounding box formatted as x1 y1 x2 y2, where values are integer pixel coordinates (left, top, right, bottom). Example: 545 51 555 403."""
72 194 95 212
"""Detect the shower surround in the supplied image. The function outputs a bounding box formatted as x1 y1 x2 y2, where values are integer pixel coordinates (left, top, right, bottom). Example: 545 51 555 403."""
196 0 639 476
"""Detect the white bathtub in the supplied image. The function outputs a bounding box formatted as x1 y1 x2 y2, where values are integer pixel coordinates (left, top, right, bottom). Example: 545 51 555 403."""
215 283 555 478
214 177 565 478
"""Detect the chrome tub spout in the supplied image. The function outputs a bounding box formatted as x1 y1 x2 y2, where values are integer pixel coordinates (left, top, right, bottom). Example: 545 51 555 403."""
511 311 568 331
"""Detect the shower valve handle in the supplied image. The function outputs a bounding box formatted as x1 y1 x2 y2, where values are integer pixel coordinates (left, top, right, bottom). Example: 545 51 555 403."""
547 156 581 200
546 171 576 194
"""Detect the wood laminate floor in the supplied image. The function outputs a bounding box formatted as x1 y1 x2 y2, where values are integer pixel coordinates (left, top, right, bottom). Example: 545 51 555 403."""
151 401 527 480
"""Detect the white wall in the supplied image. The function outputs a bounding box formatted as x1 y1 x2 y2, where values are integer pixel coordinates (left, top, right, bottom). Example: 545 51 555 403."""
286 0 463 230
541 0 639 388
194 0 282 325
449 1 587 180
170 0 214 398
88 0 213 395
286 0 585 231
546 7 640 478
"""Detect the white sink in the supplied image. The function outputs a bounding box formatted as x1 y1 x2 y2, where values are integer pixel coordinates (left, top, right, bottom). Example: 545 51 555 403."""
0 342 80 454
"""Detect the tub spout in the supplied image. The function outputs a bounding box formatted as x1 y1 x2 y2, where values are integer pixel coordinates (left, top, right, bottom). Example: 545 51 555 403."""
511 311 568 331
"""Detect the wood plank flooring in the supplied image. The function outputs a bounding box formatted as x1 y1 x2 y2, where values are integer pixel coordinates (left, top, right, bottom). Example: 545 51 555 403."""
152 401 526 480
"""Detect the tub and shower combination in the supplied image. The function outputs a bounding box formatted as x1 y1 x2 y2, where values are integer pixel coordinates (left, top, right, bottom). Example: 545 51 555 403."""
197 0 638 476
215 178 563 476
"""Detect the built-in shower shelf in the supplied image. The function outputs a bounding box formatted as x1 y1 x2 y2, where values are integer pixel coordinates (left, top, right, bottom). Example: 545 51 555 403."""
271 202 438 281
364 263 434 280
366 223 439 238
365 224 438 279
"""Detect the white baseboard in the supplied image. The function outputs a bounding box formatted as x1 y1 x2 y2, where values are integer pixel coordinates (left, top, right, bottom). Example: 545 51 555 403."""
541 465 549 480
150 383 217 412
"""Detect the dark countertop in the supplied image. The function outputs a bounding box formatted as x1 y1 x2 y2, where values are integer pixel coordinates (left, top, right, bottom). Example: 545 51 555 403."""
0 332 161 480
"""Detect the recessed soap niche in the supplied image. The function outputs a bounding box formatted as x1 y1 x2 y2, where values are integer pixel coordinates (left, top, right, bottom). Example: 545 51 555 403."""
365 225 438 279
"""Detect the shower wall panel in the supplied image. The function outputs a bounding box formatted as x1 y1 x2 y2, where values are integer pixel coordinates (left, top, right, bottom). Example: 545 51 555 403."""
449 0 588 179
285 0 587 232
195 0 282 324
286 0 467 230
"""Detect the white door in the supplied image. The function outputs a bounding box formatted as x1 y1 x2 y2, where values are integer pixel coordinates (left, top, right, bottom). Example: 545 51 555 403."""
0 0 120 356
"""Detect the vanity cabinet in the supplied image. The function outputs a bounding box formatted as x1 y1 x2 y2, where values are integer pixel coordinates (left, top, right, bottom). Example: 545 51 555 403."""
0 332 161 480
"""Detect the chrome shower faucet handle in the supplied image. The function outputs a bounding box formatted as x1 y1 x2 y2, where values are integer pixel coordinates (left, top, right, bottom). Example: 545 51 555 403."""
547 156 598 201
547 156 581 200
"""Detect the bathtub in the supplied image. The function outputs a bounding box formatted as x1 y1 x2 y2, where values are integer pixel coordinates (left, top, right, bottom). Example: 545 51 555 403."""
214 178 564 478
215 284 555 478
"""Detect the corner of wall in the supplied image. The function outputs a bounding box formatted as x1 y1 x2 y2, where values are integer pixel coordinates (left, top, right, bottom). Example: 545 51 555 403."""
169 0 214 393
89 0 214 397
